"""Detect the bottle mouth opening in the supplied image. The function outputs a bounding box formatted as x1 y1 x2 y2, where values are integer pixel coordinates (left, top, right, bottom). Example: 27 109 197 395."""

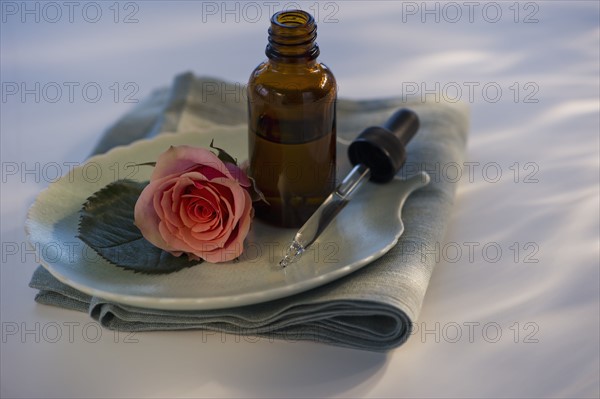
272 10 313 28
266 10 319 61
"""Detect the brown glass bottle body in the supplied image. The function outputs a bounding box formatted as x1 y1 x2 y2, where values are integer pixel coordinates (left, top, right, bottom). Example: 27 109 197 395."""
247 10 337 228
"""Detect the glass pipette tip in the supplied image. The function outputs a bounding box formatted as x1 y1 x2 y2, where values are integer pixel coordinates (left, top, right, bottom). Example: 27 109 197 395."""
279 163 372 268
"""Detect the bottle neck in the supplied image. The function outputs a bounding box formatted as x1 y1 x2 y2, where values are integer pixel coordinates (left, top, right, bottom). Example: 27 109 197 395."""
265 10 320 63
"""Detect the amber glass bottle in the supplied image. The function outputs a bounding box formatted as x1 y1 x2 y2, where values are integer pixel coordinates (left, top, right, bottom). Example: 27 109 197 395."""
248 10 337 228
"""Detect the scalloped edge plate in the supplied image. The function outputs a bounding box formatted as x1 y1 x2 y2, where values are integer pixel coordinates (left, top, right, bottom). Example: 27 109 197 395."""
26 126 429 310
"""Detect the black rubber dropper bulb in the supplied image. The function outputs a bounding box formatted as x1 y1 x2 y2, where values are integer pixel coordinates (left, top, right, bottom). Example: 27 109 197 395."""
348 109 420 183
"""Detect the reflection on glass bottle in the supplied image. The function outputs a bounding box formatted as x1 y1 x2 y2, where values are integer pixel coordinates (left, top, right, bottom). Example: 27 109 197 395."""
248 10 337 228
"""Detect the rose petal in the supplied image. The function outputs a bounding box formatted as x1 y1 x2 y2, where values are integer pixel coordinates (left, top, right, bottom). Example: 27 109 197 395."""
160 187 182 228
211 178 247 226
151 146 236 181
180 185 216 226
192 164 227 181
225 162 251 188
196 190 253 263
134 180 172 250
186 184 227 242
158 220 193 253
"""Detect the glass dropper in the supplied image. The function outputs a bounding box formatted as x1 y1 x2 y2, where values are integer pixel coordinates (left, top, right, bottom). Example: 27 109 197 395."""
279 108 421 268
280 163 371 267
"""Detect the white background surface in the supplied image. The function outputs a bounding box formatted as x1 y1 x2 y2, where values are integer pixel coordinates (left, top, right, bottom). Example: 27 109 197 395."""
1 1 599 398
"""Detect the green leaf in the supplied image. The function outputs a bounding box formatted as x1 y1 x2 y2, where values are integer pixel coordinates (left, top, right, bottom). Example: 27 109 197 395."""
247 175 270 205
78 180 200 274
210 139 238 165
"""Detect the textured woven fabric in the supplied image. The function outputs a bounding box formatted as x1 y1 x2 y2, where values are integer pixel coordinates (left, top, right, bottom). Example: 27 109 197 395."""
29 73 469 351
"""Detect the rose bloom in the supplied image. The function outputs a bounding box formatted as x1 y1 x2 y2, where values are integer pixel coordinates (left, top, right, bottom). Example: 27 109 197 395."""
134 145 253 263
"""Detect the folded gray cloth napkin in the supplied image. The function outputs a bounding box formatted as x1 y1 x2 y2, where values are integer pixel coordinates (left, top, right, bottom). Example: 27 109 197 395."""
29 72 469 351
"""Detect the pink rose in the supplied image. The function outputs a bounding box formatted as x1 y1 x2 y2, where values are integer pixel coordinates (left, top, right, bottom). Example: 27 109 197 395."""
134 145 253 263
